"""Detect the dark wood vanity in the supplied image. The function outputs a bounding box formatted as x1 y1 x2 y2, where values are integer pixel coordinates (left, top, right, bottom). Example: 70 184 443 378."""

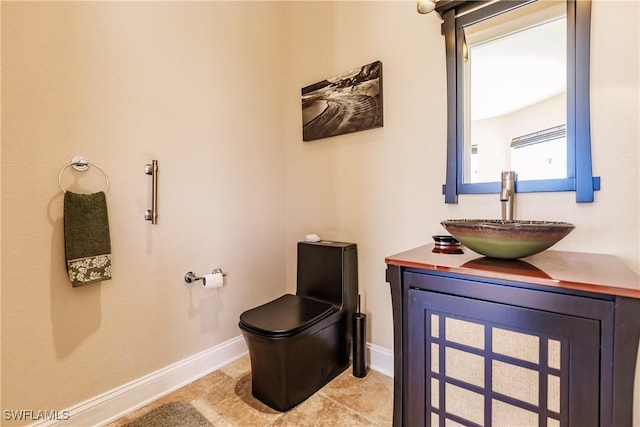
386 245 640 426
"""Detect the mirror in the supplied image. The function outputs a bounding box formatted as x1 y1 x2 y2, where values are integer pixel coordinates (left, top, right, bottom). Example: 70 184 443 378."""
464 1 566 183
435 0 600 203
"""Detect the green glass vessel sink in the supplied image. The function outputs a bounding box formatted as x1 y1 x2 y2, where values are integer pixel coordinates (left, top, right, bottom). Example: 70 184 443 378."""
440 219 576 259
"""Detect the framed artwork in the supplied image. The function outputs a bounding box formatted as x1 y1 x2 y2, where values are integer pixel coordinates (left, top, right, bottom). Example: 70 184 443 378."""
302 60 383 142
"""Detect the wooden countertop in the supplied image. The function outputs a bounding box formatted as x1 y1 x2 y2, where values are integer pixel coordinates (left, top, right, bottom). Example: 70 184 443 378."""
386 244 640 299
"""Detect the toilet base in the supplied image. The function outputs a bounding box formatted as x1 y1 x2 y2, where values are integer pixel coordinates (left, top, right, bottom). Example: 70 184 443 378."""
241 317 349 412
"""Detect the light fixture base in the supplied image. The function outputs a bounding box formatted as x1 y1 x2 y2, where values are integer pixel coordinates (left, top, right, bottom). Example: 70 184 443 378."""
417 0 436 14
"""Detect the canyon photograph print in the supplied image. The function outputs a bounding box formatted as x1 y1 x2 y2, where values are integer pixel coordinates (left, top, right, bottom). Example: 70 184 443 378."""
302 61 383 141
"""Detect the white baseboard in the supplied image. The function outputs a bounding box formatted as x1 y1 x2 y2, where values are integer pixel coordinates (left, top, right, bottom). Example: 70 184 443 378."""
31 336 248 427
32 336 393 427
367 343 394 377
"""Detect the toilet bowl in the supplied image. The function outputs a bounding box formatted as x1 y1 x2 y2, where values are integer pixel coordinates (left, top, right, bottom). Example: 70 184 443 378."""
238 241 358 411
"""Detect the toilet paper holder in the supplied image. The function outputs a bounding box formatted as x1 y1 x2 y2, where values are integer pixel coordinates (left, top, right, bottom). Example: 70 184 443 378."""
184 268 227 284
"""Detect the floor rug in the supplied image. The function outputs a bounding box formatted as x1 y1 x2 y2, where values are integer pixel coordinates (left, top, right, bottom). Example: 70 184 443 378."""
123 401 212 427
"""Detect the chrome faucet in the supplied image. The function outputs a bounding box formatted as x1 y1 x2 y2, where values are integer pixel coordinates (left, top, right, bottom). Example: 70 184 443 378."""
500 171 516 221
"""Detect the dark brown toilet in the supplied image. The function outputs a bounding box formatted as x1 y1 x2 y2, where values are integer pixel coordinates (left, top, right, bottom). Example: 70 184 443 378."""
238 240 358 411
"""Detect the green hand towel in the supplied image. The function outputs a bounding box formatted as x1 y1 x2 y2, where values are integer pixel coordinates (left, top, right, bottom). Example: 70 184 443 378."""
64 191 112 286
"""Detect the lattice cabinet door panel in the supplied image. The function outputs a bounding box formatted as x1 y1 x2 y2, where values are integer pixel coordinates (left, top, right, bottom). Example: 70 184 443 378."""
407 289 600 427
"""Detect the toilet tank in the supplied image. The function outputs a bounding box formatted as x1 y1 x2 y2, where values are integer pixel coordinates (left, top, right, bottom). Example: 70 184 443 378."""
296 241 358 315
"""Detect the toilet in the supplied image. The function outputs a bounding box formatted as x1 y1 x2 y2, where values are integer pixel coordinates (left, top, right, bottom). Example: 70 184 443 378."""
238 240 358 411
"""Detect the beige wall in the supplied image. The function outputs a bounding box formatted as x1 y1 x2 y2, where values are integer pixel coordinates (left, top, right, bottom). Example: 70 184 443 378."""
283 0 639 351
282 0 452 353
1 1 287 421
2 0 639 423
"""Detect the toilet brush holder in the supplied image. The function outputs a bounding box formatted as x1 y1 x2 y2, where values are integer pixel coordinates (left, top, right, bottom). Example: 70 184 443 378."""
352 295 367 378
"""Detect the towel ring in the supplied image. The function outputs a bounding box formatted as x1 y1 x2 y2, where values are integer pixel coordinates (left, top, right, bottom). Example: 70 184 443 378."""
58 156 109 193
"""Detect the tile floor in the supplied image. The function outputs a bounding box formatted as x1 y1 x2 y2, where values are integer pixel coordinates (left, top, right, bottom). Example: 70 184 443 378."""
106 356 393 426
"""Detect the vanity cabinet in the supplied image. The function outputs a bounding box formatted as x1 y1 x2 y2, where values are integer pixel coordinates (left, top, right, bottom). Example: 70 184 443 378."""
386 245 640 427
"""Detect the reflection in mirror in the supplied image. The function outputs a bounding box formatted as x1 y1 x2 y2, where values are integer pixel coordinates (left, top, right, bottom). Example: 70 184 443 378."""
435 0 600 203
464 1 567 183
510 124 566 181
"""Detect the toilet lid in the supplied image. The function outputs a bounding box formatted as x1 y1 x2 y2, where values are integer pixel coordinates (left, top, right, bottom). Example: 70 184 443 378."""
239 294 335 337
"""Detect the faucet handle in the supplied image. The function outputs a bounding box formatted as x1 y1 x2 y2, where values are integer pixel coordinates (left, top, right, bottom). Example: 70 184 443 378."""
500 170 516 221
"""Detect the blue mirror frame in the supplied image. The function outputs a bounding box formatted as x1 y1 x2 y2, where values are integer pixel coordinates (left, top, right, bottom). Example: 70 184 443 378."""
436 0 600 203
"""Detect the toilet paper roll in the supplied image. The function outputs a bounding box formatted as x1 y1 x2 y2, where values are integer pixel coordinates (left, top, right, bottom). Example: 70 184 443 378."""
202 272 223 289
